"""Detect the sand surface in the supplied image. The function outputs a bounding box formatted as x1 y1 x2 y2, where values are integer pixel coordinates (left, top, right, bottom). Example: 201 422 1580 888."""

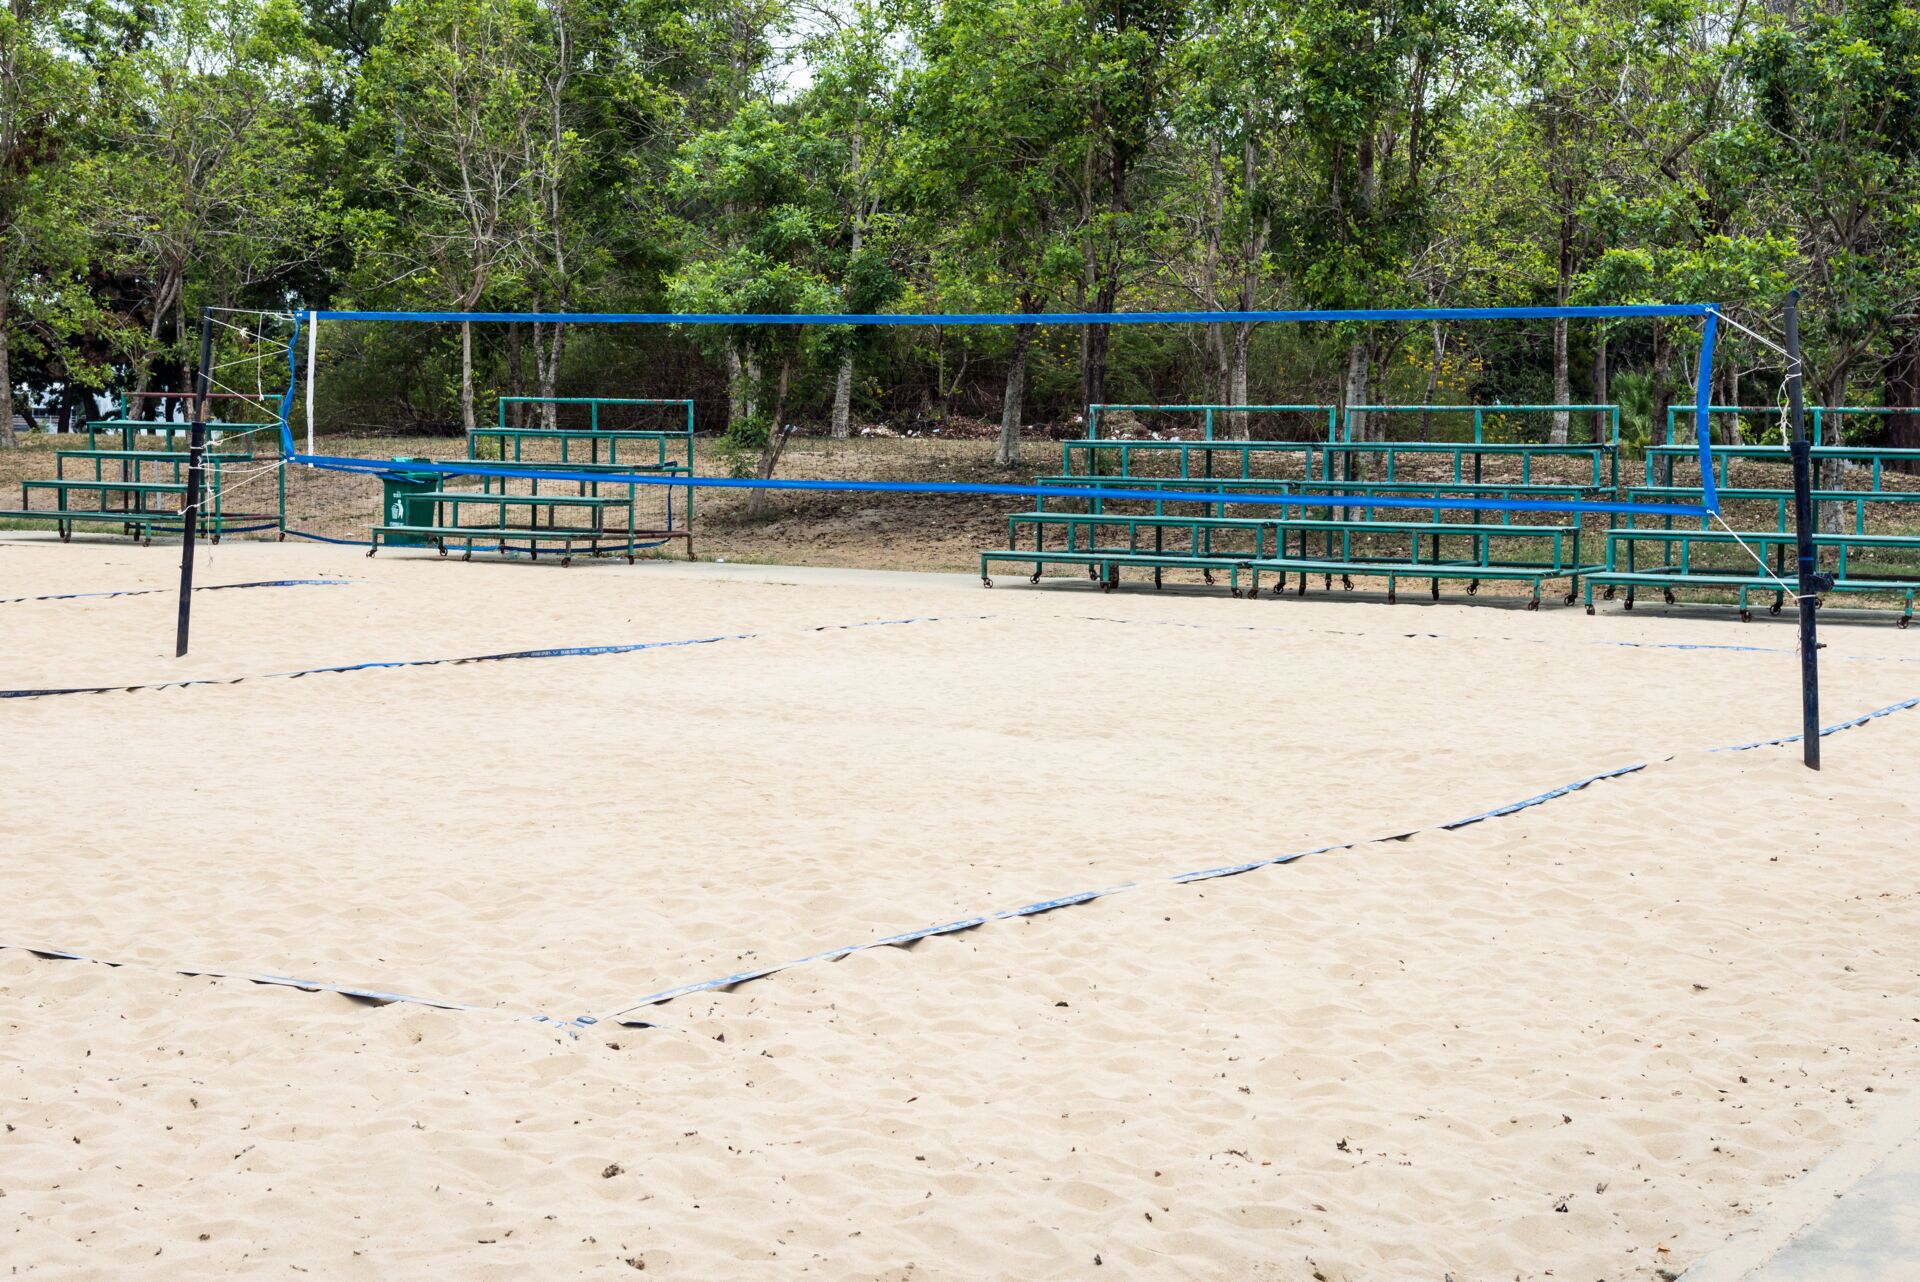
4 534 1919 1279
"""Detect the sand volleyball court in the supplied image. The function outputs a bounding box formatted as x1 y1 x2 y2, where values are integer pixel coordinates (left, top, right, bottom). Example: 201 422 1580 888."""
4 536 1920 1280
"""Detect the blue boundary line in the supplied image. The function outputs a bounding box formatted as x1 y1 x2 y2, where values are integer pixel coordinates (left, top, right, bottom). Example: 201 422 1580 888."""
0 579 354 605
1712 694 1920 752
0 940 632 1034
592 692 1920 1024
594 762 1652 1021
0 615 970 700
10 690 1913 1031
0 942 494 1013
1058 611 1920 666
21 602 1901 1030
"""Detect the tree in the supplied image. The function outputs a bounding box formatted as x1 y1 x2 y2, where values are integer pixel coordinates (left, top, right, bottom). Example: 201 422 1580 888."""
354 0 545 428
1735 0 1920 409
0 0 94 446
668 100 841 510
1166 0 1289 435
87 0 336 414
1517 0 1626 441
1071 0 1185 412
794 0 904 438
1270 0 1506 440
903 0 1085 464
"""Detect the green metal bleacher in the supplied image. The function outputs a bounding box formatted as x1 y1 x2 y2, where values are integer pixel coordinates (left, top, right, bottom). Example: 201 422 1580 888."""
365 396 697 561
983 404 1612 602
986 399 1920 622
1 414 283 542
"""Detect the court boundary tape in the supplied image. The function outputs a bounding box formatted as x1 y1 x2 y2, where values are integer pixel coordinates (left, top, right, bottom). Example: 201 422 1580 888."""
6 622 1915 1032
0 940 636 1035
0 578 357 606
7 605 1909 702
593 690 1920 1025
6 692 1911 1035
593 762 1651 1022
1059 611 1920 666
0 614 978 700
0 757 1656 1036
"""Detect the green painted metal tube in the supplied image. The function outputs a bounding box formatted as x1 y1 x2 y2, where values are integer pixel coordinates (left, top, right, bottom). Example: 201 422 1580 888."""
1084 404 1340 441
1343 404 1620 445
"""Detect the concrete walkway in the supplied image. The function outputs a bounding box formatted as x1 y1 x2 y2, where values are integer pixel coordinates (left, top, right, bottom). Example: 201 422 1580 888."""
1683 1088 1920 1281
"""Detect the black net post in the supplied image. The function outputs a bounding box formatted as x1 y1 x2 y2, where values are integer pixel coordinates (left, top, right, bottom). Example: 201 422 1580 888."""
174 309 214 657
1783 290 1822 769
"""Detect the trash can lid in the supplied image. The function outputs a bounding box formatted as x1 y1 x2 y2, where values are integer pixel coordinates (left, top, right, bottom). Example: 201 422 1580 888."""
387 456 443 483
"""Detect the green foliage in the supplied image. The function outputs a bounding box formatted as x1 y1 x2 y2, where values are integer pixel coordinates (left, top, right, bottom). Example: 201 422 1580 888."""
10 0 1920 445
1609 369 1657 452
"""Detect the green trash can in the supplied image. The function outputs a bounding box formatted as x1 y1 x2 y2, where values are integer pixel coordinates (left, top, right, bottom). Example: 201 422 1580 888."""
380 458 441 546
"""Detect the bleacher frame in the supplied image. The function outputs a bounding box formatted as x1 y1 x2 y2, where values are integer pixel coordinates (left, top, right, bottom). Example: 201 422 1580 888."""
364 396 698 561
0 415 283 542
983 399 1920 622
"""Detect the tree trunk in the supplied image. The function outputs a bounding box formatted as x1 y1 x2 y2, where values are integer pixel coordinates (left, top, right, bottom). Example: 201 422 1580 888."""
721 345 744 429
757 357 792 479
1551 315 1570 443
831 207 864 441
831 350 854 439
536 319 563 429
746 355 793 518
1590 332 1608 444
175 293 189 410
1085 328 1108 412
1208 317 1228 411
460 320 477 431
1344 341 1370 442
1820 449 1858 535
998 323 1033 468
1203 139 1228 426
1725 362 1741 445
1418 323 1444 441
1226 322 1252 439
507 321 524 428
58 380 81 434
1887 320 1920 472
740 351 761 425
131 272 179 419
1551 164 1574 444
1651 322 1670 447
0 289 15 449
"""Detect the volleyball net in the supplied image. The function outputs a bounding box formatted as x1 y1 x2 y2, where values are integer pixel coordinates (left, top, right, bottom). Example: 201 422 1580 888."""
259 305 1726 531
